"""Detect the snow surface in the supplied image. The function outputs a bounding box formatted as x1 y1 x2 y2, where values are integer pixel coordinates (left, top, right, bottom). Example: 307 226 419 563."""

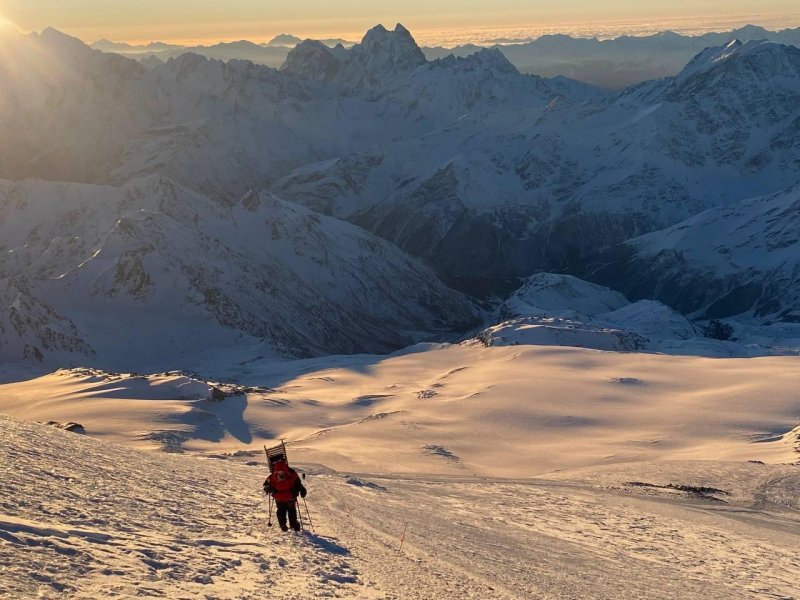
2 343 798 472
1 22 800 598
3 403 799 598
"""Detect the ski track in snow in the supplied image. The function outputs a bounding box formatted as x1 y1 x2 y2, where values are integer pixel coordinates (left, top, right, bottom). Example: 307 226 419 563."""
2 415 799 599
319 477 800 599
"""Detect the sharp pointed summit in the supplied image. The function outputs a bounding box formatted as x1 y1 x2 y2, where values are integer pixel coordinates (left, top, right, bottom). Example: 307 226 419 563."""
354 22 427 74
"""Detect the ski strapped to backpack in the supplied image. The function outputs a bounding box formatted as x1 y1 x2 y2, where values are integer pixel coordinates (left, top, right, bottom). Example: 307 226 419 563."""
264 440 289 472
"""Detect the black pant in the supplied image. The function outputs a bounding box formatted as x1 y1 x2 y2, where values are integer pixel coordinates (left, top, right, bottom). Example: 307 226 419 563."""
276 500 300 531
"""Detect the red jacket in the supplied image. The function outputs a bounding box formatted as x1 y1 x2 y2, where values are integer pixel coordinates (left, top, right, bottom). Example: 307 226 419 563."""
264 461 304 502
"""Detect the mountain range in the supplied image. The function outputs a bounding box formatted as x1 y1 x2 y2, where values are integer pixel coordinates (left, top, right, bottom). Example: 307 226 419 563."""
89 24 800 88
1 23 800 367
90 34 357 69
423 24 800 88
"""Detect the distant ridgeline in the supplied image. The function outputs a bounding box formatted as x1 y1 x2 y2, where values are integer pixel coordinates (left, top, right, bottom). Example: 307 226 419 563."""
91 24 800 89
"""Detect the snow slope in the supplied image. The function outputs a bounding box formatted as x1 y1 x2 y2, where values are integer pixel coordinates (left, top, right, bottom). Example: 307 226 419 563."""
3 409 799 599
1 414 364 599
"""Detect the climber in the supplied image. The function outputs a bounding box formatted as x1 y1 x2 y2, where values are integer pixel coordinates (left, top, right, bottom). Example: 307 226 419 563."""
263 458 307 531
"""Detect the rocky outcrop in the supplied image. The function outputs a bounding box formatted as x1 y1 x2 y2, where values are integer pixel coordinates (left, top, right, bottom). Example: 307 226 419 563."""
44 421 86 434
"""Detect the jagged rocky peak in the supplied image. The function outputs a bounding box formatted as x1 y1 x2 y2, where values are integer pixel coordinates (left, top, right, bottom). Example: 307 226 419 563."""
161 51 238 82
353 23 427 73
281 39 342 80
38 26 83 45
674 40 742 83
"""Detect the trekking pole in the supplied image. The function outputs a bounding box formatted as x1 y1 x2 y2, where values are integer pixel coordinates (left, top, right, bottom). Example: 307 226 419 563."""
302 496 316 533
297 501 305 532
267 494 273 528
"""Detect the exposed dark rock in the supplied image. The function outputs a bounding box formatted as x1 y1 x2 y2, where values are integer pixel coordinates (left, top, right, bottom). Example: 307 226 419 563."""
625 481 730 501
705 320 735 341
44 421 86 434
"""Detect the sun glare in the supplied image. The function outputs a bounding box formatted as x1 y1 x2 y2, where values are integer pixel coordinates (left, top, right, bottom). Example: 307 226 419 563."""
0 12 18 31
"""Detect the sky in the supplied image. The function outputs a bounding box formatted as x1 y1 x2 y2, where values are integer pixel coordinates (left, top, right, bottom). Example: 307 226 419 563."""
1 0 799 46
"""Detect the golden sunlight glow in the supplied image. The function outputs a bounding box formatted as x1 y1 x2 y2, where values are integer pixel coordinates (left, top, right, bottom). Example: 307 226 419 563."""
2 1 800 47
0 11 21 36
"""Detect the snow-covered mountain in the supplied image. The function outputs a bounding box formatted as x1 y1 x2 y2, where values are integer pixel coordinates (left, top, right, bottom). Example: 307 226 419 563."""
0 176 478 369
493 273 630 321
0 27 148 183
0 25 581 202
585 182 800 328
274 38 800 292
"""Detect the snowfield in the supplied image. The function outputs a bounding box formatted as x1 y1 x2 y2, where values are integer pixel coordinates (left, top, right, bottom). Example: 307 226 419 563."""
1 344 799 598
2 411 799 599
2 344 798 471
